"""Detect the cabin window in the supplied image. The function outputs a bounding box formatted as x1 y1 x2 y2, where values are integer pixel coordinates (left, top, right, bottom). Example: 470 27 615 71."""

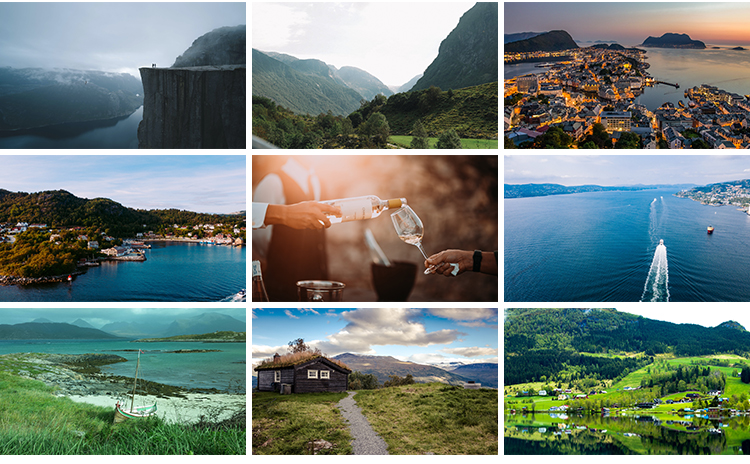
274 370 280 382
308 370 318 379
320 370 330 379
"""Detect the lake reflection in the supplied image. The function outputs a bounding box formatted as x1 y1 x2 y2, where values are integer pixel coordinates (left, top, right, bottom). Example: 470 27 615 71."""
505 412 750 455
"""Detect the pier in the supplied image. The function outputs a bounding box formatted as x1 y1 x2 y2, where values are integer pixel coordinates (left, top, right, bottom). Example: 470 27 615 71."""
656 80 679 88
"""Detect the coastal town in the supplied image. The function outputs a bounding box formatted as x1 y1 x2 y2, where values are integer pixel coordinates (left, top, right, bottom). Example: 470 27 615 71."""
505 46 750 149
675 180 750 210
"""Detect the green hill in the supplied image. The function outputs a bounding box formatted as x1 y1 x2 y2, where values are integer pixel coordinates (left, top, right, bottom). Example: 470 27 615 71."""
504 30 579 53
378 81 498 138
251 49 363 116
134 331 245 342
411 2 498 92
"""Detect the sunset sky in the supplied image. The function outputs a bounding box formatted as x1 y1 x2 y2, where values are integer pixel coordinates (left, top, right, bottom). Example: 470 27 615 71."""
505 2 750 46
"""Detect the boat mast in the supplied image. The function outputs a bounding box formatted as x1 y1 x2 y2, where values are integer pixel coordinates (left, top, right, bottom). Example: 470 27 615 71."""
131 349 140 412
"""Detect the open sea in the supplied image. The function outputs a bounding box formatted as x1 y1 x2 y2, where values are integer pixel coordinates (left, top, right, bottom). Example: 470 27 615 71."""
505 188 750 302
0 339 246 391
0 242 246 302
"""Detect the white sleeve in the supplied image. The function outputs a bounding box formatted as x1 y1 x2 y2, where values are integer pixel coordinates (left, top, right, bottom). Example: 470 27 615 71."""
252 174 285 258
251 203 269 229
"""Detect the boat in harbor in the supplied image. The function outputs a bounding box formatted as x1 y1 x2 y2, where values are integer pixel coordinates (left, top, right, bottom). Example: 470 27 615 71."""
114 349 157 423
707 226 714 234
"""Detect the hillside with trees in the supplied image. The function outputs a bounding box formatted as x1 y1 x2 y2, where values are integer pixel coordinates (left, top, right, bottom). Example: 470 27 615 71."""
504 30 579 53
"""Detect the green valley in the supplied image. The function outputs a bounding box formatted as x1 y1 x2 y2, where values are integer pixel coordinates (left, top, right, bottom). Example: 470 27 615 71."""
505 308 750 455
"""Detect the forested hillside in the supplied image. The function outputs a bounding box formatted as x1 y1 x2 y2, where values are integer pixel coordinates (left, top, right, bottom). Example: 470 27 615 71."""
505 308 750 385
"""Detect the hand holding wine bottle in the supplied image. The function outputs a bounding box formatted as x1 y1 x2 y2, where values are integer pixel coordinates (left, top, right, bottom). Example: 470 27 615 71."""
322 195 406 224
264 201 341 229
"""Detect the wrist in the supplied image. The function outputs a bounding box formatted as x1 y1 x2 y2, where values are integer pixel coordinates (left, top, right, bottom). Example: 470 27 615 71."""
264 204 286 226
472 250 482 272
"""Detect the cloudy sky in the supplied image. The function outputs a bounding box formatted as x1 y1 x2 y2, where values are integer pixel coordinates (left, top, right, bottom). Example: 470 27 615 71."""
505 155 750 187
0 307 245 330
252 2 474 87
505 2 750 46
252 308 498 367
0 155 245 214
0 2 245 79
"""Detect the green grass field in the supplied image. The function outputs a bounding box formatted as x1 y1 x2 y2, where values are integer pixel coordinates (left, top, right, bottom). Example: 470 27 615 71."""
354 383 497 455
0 371 245 454
389 135 498 149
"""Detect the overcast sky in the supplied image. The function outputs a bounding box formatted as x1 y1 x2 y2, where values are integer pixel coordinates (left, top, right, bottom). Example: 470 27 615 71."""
252 2 474 87
1 155 245 214
505 2 750 46
505 155 750 187
0 2 246 79
252 308 498 367
0 307 245 329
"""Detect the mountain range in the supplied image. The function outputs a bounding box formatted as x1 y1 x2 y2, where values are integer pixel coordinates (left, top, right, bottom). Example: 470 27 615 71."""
504 30 579 53
0 67 142 132
2 312 244 339
410 2 498 92
332 352 498 388
505 32 544 44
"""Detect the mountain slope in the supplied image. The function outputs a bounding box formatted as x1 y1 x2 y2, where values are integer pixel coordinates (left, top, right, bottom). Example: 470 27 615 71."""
448 363 498 388
333 353 471 386
0 322 120 339
411 2 498 91
336 66 392 100
378 81 497 138
504 30 579 53
172 24 246 67
505 32 545 44
163 312 246 337
252 49 364 116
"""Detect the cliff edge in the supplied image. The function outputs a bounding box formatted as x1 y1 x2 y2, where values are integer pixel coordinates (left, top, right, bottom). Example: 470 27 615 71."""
137 65 246 148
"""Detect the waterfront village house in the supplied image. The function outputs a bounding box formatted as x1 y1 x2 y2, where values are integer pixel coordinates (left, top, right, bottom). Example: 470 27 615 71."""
254 353 351 393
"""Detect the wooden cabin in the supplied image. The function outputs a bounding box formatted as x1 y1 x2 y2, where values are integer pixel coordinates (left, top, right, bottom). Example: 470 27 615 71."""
255 353 351 393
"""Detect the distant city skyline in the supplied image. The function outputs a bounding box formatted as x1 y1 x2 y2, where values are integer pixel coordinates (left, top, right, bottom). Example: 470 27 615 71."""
505 3 750 46
505 155 750 187
0 155 245 214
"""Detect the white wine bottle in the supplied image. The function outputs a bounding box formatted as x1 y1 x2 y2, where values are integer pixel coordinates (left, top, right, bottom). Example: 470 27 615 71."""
322 195 406 224
252 260 270 302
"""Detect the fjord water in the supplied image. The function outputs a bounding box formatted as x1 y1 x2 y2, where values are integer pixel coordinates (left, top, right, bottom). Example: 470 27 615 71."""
0 242 246 302
505 188 750 302
506 412 743 455
0 107 141 149
0 339 245 391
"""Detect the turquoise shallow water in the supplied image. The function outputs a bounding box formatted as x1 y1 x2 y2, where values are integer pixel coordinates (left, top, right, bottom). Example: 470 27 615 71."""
505 188 750 302
0 241 246 302
0 339 246 391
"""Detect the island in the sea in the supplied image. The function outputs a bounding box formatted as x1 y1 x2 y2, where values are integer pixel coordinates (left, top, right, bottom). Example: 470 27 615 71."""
640 32 706 49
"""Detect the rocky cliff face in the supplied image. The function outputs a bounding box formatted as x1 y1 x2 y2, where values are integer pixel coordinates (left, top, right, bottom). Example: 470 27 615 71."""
137 65 245 148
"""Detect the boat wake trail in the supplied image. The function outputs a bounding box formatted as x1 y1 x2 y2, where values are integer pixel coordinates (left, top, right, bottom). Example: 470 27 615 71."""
641 241 669 302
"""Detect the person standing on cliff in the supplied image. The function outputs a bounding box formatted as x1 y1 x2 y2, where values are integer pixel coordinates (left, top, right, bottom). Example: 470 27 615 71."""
253 157 329 301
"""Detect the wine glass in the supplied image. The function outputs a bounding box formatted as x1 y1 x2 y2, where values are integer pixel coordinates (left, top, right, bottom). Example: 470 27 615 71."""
391 206 437 275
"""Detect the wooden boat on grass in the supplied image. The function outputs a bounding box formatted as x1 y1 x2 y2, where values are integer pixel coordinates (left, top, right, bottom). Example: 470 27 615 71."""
114 349 157 423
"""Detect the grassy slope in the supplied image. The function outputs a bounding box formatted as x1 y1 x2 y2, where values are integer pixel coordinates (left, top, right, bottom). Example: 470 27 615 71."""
252 391 352 455
0 371 244 454
389 135 498 149
354 382 497 455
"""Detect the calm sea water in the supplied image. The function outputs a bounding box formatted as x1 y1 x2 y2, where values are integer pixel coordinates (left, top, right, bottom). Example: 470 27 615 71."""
505 188 750 302
635 46 750 111
504 47 750 111
0 242 246 302
0 107 142 149
0 339 245 391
